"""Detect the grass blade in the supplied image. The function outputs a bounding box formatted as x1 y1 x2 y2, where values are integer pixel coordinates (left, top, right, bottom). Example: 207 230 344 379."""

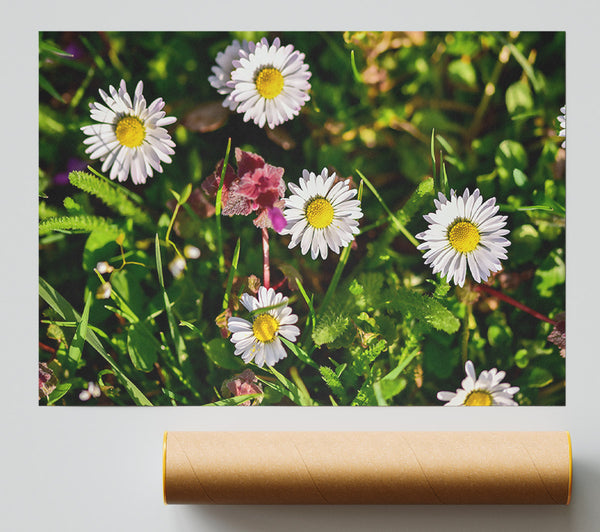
66 291 92 372
350 50 363 83
356 169 419 248
215 138 232 277
222 237 241 310
280 337 319 369
39 277 152 406
204 393 262 406
155 234 189 368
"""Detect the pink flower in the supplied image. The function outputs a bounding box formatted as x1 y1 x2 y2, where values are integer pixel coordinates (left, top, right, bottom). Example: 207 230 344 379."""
39 362 57 399
202 148 286 232
223 369 263 405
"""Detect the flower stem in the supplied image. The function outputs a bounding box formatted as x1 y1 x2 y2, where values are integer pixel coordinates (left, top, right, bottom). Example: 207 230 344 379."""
461 303 472 365
215 138 232 279
474 284 558 326
262 227 270 289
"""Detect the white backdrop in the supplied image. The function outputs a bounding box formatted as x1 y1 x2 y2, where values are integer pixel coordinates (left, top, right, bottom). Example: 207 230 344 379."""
3 1 599 530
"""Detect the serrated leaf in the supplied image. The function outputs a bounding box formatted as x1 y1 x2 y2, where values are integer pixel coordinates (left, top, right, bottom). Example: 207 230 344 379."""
312 310 349 346
319 366 346 401
39 215 118 235
354 272 385 310
350 339 387 375
391 288 460 334
69 171 150 225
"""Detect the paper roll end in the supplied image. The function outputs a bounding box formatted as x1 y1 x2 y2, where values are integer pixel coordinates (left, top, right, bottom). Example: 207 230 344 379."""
162 431 168 505
567 431 573 505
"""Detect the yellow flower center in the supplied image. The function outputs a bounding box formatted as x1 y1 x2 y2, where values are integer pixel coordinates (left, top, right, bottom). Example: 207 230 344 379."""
252 314 279 343
448 220 480 253
255 67 285 99
305 198 334 229
115 116 145 148
464 390 493 406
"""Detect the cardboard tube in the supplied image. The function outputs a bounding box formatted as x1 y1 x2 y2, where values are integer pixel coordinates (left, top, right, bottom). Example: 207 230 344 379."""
163 431 571 505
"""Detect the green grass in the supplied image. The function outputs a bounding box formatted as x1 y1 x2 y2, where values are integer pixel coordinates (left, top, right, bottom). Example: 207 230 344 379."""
39 31 565 406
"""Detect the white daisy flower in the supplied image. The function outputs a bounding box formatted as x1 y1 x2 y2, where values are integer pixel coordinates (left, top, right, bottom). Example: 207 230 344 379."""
229 37 311 129
416 188 510 287
81 80 176 184
282 168 363 260
208 39 252 110
557 105 566 148
437 360 519 406
227 287 300 368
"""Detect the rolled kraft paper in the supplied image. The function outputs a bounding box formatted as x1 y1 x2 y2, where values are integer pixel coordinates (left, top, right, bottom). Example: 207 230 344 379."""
163 431 572 505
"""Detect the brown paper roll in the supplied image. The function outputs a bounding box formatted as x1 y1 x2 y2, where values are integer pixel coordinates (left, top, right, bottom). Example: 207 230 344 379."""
163 431 572 505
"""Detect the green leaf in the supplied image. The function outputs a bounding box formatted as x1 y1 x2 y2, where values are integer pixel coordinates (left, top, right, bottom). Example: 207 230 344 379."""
448 58 477 88
39 277 152 406
204 338 245 370
222 238 241 310
505 42 543 92
350 50 363 83
82 228 120 271
127 322 159 372
505 80 533 115
487 324 513 348
260 365 316 406
353 272 386 310
350 339 387 375
527 367 553 388
534 250 565 297
312 310 349 346
396 177 435 226
423 335 457 379
382 347 420 382
39 215 118 235
281 337 318 369
203 393 262 406
391 288 460 334
319 366 346 401
378 377 407 402
513 168 528 188
510 224 541 264
69 171 150 225
495 140 528 181
66 292 92 372
39 73 66 103
47 383 72 405
39 40 74 57
430 129 437 184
